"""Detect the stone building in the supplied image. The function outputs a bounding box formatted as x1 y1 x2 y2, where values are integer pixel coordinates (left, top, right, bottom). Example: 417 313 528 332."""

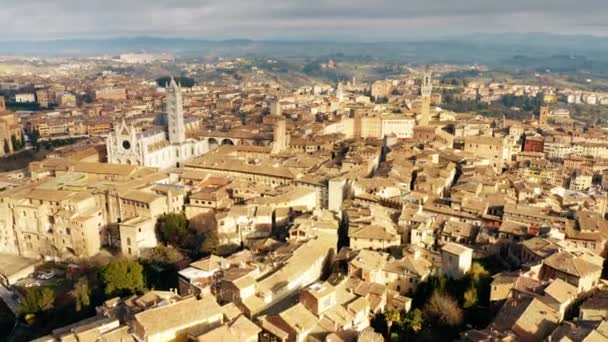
106 78 208 169
441 242 473 279
464 135 511 170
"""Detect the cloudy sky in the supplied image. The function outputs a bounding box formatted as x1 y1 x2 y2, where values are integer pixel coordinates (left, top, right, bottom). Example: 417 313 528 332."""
2 0 608 40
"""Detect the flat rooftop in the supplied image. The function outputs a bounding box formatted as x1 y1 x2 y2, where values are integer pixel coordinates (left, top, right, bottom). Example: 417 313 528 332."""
0 254 38 277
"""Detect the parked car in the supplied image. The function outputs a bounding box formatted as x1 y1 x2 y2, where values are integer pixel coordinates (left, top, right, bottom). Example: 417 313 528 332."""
37 270 56 280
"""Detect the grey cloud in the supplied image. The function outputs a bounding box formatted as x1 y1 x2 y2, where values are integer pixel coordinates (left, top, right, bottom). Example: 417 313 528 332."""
0 0 607 40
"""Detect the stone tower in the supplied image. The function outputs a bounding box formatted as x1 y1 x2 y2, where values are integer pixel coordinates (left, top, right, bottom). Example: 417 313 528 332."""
418 67 432 126
270 99 281 116
539 106 550 128
272 119 287 154
336 82 344 103
0 96 5 112
167 77 186 144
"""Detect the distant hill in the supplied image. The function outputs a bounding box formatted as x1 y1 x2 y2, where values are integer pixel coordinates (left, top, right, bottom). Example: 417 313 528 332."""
3 34 608 75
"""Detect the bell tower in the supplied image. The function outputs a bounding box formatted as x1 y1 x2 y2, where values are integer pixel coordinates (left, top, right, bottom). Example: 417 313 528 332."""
336 82 344 103
167 77 186 144
272 119 288 154
539 106 550 128
418 67 432 126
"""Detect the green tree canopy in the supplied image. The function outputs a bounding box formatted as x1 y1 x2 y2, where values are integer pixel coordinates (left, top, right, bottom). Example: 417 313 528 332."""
200 230 219 256
18 287 55 318
140 245 185 265
30 128 40 149
156 213 189 246
99 259 145 297
463 286 478 309
71 277 91 312
412 273 447 307
402 308 424 334
384 308 401 336
468 262 490 284
466 262 492 307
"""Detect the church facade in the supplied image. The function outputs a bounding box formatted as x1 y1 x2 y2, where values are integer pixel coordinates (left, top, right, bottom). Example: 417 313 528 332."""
106 78 209 169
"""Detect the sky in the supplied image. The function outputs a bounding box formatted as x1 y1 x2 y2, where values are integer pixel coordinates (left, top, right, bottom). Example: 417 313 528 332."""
2 0 608 41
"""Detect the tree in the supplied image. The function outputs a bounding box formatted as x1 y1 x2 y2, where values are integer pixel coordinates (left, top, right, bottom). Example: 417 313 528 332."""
3 139 9 154
463 286 478 309
200 230 219 255
215 243 240 257
30 129 40 149
468 262 490 284
156 213 188 246
402 308 424 334
140 245 185 265
423 291 463 327
385 308 401 337
18 287 55 318
412 273 447 307
71 277 91 312
10 134 18 151
99 259 145 297
467 262 491 306
370 312 389 337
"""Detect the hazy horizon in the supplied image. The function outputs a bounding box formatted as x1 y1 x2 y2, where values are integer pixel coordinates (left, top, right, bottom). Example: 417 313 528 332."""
3 31 608 44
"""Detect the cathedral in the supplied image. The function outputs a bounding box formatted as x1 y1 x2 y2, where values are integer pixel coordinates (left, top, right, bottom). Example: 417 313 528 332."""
106 78 208 169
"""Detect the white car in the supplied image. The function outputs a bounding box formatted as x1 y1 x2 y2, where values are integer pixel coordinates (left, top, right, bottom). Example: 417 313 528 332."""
37 270 56 280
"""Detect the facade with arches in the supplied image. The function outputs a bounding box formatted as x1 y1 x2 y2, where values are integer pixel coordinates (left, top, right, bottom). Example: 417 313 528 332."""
106 78 209 169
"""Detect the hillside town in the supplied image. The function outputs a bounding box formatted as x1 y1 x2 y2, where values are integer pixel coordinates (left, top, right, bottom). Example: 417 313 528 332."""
0 60 606 342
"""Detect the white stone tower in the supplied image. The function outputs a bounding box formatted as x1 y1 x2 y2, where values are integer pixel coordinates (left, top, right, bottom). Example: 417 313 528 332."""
272 119 287 154
336 82 344 103
167 77 186 144
418 67 432 126
270 99 281 116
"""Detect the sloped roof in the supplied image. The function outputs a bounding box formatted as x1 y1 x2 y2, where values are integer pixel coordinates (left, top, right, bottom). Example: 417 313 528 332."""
543 251 602 278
